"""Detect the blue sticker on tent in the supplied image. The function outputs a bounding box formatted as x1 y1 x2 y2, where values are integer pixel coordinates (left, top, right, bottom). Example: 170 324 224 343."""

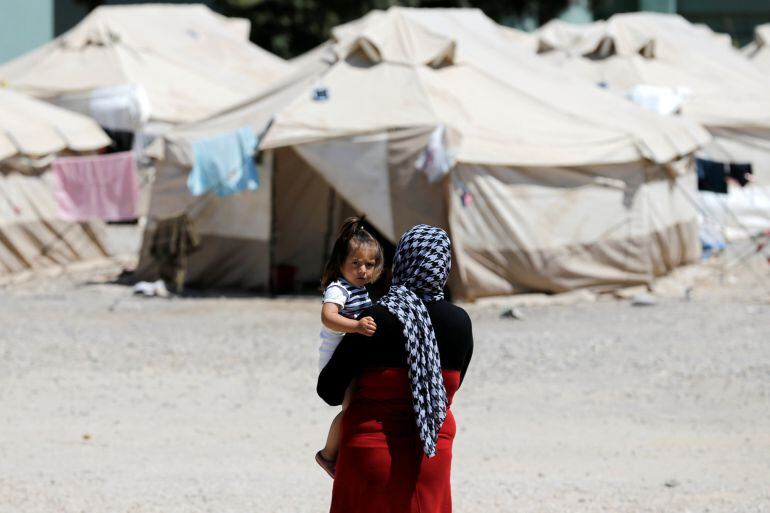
312 87 330 102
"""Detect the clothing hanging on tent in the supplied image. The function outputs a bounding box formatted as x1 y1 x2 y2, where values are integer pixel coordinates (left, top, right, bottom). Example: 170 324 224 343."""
626 84 687 116
188 126 259 197
52 85 152 132
696 158 728 194
103 128 135 154
150 214 201 292
150 214 200 261
52 151 139 221
414 125 455 183
729 162 753 187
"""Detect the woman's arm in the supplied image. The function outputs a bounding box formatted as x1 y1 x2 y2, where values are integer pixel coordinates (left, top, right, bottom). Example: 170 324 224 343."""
460 337 473 385
317 334 362 405
459 311 474 386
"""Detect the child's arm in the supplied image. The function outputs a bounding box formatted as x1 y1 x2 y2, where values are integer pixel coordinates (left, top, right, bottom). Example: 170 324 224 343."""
322 303 376 336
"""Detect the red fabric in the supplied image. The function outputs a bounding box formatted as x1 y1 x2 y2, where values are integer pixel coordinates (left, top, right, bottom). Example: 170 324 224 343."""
329 368 461 513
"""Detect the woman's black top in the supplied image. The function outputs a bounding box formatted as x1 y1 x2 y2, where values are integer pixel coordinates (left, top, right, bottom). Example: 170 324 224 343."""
317 300 474 406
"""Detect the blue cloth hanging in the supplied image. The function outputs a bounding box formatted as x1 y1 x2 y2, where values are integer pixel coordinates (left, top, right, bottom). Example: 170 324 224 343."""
188 126 259 197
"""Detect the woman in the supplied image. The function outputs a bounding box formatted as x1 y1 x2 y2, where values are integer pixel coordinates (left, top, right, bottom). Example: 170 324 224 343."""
317 224 474 513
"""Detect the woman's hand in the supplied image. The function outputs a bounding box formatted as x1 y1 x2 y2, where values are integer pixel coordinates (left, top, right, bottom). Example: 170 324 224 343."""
356 316 377 336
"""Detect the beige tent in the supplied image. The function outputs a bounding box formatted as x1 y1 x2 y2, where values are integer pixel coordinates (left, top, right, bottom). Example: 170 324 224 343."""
745 24 770 76
533 14 770 182
0 89 111 277
532 13 770 239
136 61 326 289
0 171 112 278
0 4 291 128
497 24 539 53
137 7 710 298
0 88 110 162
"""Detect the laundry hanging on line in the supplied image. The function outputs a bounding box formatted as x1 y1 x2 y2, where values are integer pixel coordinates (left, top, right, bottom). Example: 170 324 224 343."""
103 127 134 154
52 150 139 221
696 158 754 194
150 214 200 260
187 126 260 197
696 158 728 194
150 213 201 293
728 162 752 187
414 125 455 184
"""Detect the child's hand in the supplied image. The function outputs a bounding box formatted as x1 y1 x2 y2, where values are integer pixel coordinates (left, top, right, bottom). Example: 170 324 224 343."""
356 316 377 336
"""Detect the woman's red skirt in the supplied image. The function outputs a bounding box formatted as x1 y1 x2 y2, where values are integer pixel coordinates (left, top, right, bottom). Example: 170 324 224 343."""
329 368 461 513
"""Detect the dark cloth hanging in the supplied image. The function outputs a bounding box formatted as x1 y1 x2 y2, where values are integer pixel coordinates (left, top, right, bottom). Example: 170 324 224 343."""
150 214 201 292
728 162 752 187
696 158 728 194
103 128 134 154
150 214 200 260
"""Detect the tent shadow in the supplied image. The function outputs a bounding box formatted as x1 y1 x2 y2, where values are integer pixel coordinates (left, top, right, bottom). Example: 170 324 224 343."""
84 268 322 300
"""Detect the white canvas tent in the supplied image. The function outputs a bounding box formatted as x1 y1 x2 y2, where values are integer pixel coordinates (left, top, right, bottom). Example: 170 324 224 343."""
745 24 770 76
136 60 327 289
0 88 110 162
532 13 770 240
0 4 292 129
0 89 112 276
137 7 710 298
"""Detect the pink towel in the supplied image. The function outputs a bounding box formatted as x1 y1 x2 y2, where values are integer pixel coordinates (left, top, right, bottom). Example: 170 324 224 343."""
53 151 140 221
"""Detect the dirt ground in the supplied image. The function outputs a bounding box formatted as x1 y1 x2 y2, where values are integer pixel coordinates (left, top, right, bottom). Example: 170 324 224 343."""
0 225 768 513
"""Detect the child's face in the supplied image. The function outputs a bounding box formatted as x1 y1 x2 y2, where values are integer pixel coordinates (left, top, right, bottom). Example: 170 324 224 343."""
341 244 377 287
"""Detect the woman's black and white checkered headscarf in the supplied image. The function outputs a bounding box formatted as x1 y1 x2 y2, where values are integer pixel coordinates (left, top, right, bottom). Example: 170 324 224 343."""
378 224 450 457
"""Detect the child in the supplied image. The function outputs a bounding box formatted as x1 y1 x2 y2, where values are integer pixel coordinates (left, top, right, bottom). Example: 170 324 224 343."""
315 217 384 478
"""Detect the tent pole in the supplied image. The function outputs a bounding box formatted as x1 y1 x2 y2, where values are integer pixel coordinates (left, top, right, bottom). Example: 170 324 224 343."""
267 149 277 296
322 187 337 278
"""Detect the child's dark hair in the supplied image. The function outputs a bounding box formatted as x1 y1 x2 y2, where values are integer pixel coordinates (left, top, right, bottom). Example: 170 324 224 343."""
321 216 384 288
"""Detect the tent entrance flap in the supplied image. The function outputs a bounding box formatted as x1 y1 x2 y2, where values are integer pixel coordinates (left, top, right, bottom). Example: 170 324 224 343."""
289 126 448 247
271 127 448 291
272 147 356 289
292 133 394 242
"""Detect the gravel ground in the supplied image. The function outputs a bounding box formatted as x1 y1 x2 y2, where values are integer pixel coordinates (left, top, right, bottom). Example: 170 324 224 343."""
0 226 769 513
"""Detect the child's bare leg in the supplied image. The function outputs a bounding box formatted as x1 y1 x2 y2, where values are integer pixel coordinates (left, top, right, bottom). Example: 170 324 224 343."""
320 383 354 461
320 410 343 461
